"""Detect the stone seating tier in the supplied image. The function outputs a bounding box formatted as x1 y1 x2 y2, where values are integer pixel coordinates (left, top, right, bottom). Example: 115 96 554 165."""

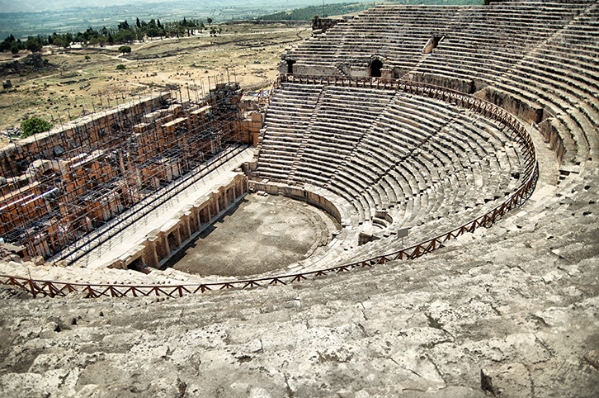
256 83 525 235
284 2 598 171
2 168 598 397
285 2 586 72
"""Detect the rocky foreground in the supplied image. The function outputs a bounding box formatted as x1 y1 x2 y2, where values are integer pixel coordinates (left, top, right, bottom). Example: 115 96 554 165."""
0 164 598 397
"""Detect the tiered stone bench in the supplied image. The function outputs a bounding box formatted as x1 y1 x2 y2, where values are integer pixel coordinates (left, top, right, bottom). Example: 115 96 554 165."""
284 2 598 174
2 5 599 395
479 4 599 167
284 2 587 84
256 84 323 180
255 80 528 268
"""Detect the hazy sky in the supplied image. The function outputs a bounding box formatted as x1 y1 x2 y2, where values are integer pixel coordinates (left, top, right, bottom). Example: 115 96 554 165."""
0 0 345 14
1 0 175 13
0 0 355 39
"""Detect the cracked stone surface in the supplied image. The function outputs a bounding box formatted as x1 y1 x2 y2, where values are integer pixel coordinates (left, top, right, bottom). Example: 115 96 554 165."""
1 163 598 397
3 98 599 398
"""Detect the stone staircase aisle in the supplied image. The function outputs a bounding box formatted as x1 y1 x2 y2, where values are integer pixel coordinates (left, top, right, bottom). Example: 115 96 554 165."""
287 87 328 184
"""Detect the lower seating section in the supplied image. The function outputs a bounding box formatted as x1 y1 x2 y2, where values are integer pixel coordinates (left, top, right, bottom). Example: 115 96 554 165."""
291 86 396 185
255 84 323 180
256 83 526 250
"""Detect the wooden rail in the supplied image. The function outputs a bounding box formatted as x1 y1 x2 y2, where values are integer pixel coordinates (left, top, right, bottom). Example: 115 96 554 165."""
0 75 539 299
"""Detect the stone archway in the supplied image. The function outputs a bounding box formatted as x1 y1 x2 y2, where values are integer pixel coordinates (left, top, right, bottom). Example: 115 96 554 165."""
286 60 296 74
370 59 383 78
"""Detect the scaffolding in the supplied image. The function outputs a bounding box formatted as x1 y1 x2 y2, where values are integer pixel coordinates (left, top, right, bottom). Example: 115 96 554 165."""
0 74 248 261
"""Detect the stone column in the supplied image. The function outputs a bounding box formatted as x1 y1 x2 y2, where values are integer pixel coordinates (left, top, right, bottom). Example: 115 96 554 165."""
183 213 192 241
160 232 171 259
213 192 220 215
174 226 182 248
145 236 160 268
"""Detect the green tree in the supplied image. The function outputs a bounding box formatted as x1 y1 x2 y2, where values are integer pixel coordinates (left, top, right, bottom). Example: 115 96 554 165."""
118 45 131 54
116 64 126 70
206 17 213 24
52 36 69 48
26 39 42 53
21 117 52 138
114 30 134 43
11 44 19 55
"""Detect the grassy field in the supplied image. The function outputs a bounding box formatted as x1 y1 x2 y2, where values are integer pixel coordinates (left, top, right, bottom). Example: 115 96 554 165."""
0 22 310 147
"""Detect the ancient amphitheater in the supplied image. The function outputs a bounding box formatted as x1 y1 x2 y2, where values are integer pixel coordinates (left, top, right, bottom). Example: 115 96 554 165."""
1 1 599 396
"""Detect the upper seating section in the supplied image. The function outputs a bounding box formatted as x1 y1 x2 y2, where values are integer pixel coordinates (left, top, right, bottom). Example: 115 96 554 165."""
482 2 599 165
284 2 589 84
408 2 589 85
283 1 599 169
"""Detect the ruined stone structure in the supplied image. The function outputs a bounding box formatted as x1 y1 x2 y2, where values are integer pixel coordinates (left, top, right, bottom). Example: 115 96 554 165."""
311 15 345 34
1 1 599 397
0 83 249 260
107 173 248 270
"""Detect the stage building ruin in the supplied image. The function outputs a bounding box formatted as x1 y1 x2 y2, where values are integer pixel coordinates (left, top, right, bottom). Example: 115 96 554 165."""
0 82 256 260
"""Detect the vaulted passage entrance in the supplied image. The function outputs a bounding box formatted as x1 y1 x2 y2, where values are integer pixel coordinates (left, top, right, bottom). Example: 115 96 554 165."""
287 60 296 74
370 59 383 77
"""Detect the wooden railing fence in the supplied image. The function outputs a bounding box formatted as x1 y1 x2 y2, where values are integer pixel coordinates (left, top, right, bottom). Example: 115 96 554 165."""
0 75 538 298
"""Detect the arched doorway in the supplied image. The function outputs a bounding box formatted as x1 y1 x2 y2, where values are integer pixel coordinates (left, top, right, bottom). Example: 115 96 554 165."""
370 59 383 78
286 60 296 74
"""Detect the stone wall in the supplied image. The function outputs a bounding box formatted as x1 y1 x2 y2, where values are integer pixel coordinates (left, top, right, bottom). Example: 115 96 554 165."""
280 62 343 77
242 112 263 147
539 118 566 164
476 86 543 123
249 181 342 226
108 173 249 270
0 83 250 260
408 72 475 94
476 86 565 163
0 94 169 178
312 16 344 34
